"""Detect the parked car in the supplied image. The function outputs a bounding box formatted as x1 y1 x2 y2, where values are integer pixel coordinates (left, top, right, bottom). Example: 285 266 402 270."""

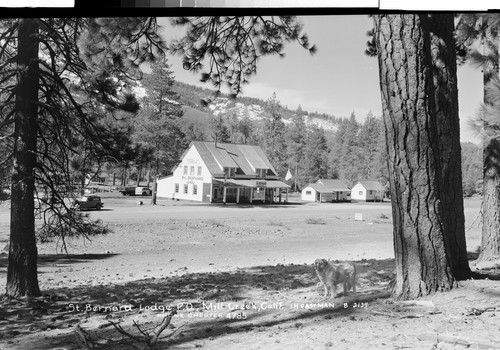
118 186 136 196
72 195 103 211
135 186 152 196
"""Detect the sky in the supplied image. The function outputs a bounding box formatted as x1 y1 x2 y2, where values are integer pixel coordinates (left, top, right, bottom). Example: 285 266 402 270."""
157 15 484 144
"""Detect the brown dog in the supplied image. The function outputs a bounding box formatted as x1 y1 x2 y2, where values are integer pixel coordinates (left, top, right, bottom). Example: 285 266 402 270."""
314 259 356 298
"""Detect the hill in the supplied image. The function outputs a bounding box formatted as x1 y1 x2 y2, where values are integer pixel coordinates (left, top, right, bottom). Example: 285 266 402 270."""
172 81 341 134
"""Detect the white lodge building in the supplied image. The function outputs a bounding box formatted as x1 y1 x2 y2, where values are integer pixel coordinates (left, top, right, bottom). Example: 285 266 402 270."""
157 141 290 203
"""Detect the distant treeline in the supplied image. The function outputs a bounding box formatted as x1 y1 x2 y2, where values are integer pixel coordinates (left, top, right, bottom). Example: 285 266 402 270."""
155 80 483 195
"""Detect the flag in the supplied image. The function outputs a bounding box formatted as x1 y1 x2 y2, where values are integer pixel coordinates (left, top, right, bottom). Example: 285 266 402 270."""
285 169 293 181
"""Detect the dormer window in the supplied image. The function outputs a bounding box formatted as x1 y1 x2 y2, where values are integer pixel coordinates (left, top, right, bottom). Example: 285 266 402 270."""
256 169 266 178
224 167 236 178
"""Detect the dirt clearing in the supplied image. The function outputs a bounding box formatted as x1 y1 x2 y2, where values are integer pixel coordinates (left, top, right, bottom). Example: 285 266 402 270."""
0 196 499 349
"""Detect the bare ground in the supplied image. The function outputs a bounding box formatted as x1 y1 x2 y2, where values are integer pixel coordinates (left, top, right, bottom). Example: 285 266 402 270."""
0 195 499 350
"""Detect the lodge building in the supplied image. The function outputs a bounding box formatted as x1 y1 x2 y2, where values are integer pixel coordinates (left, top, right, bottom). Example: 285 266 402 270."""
157 141 290 203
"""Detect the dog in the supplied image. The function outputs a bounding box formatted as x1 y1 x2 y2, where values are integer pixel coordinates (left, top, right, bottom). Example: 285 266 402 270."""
314 259 356 298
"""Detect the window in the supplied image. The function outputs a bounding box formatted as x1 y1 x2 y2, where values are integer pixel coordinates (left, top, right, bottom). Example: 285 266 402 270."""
359 191 363 195
175 184 179 193
193 185 198 195
306 191 312 195
184 184 188 194
183 166 188 175
369 190 373 195
197 166 202 176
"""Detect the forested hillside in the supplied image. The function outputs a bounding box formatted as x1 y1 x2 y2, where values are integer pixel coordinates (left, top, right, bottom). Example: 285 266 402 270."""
110 78 483 195
172 81 388 189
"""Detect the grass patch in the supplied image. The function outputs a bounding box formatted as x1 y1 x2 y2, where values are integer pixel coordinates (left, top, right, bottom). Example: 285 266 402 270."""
305 217 327 225
206 219 225 227
268 219 285 227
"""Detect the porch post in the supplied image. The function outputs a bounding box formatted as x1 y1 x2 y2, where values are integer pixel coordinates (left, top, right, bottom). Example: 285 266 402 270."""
223 186 227 204
250 188 253 203
210 182 213 203
236 187 240 204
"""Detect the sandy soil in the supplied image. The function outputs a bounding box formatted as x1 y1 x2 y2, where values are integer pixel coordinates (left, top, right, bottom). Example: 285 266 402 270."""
0 195 499 350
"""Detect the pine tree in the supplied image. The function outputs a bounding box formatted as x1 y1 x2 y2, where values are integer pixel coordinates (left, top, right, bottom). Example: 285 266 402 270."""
169 16 316 97
456 14 500 266
357 113 386 181
1 18 165 297
134 58 187 204
374 14 471 299
303 124 329 183
210 112 231 143
261 93 287 176
285 112 307 190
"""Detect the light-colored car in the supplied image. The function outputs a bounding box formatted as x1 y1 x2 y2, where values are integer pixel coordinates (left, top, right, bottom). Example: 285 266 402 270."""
135 187 152 196
72 195 103 211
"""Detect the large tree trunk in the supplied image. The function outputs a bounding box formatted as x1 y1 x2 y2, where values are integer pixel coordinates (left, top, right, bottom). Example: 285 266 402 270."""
6 19 41 297
375 14 466 299
478 137 500 265
428 15 472 279
477 26 500 266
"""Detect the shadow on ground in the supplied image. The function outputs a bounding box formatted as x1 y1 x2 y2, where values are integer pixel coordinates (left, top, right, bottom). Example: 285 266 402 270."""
0 253 117 275
170 202 309 209
0 258 395 349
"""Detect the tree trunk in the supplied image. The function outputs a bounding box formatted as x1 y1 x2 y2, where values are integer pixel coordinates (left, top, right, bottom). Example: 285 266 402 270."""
6 18 41 297
478 26 500 265
151 176 158 206
375 14 459 299
478 137 500 264
428 15 472 279
146 165 151 187
136 167 141 186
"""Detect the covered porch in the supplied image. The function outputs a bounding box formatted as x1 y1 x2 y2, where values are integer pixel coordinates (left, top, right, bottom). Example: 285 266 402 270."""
212 179 291 204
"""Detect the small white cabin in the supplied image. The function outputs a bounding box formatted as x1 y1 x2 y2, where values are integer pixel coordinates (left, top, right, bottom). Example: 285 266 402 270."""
351 180 385 202
301 179 351 202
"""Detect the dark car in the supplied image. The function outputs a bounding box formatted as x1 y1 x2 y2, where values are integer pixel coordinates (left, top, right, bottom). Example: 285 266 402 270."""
72 195 103 211
118 186 136 196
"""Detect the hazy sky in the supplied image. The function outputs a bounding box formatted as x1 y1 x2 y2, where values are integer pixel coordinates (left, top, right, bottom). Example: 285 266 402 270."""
159 15 484 144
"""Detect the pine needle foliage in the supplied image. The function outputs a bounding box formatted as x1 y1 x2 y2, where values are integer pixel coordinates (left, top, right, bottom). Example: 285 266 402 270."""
169 16 317 99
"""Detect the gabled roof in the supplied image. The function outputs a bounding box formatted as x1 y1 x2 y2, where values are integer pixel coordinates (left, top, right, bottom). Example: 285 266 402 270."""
306 179 350 193
190 141 277 177
357 180 384 191
317 179 350 190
